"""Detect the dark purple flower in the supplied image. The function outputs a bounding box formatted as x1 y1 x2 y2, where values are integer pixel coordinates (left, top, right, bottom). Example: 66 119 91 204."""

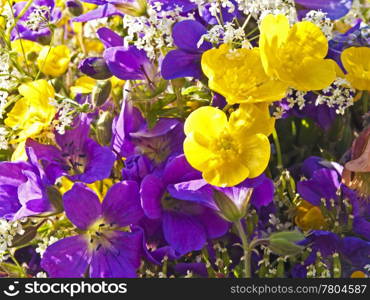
140 154 229 255
121 154 154 183
11 0 61 43
295 0 353 20
78 57 113 80
161 20 212 79
0 148 55 221
41 182 144 277
97 27 124 48
26 114 116 184
340 237 370 267
103 45 155 81
111 98 185 164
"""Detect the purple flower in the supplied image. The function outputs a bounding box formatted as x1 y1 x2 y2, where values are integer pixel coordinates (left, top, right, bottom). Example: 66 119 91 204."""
295 0 353 20
26 115 116 184
161 20 212 79
0 148 55 221
41 181 144 277
11 0 61 43
111 98 185 164
78 57 112 80
104 46 154 80
121 154 154 183
140 155 229 255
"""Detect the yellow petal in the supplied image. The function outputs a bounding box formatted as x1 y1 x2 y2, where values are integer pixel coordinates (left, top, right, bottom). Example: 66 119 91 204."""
259 14 290 77
183 133 216 171
203 159 250 187
289 58 337 91
240 134 271 178
184 106 227 137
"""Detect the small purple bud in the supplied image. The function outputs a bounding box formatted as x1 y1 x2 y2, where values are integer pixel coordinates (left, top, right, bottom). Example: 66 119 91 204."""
78 57 112 80
66 0 84 17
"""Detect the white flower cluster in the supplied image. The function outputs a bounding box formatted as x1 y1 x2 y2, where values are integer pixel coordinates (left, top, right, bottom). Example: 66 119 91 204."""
198 22 246 46
123 2 193 60
84 18 108 40
35 235 58 258
0 219 25 263
286 89 307 110
0 126 9 150
51 100 74 135
236 0 297 23
316 78 355 115
303 10 334 40
25 5 50 31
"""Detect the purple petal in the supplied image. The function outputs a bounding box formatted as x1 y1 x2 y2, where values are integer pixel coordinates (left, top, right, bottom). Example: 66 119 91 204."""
102 181 144 226
111 97 145 157
353 217 370 240
172 20 211 52
103 46 151 80
250 175 274 209
196 208 229 239
63 183 102 230
89 229 142 278
161 50 203 79
97 27 124 48
140 174 164 219
296 0 353 20
162 154 201 185
297 168 340 206
70 139 116 184
163 211 207 254
73 4 123 22
41 235 91 278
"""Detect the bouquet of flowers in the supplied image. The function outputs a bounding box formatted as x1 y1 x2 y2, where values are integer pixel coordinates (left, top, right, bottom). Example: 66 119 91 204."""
0 0 369 278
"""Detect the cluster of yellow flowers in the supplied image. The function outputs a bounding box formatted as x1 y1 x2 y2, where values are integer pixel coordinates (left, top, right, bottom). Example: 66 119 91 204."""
184 14 370 187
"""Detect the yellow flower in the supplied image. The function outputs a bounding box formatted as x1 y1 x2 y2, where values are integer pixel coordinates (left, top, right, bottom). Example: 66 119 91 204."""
37 45 71 77
259 14 337 91
11 39 42 63
5 80 56 161
70 76 97 97
341 47 370 91
201 44 287 104
294 200 326 231
350 271 367 278
183 104 273 187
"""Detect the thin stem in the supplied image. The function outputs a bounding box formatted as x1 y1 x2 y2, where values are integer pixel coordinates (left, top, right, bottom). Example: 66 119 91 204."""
235 220 251 278
273 128 283 170
363 91 369 114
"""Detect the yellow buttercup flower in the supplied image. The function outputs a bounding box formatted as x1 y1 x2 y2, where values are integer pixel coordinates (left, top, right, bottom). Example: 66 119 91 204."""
294 200 326 231
11 39 42 63
183 104 273 187
341 47 370 91
70 76 97 97
37 45 71 77
5 80 56 161
259 14 337 91
201 44 287 104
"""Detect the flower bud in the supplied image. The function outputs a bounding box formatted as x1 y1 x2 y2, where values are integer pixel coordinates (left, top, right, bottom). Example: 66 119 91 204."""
78 57 112 80
92 80 112 107
96 111 114 146
268 231 305 256
66 0 84 16
213 188 253 222
114 0 148 17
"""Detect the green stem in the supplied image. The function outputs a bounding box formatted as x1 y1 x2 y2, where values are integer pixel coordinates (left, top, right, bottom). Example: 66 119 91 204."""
235 220 251 278
272 128 283 170
363 91 369 114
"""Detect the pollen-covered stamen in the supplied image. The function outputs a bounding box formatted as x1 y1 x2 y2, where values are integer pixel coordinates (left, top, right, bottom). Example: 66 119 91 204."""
24 5 51 31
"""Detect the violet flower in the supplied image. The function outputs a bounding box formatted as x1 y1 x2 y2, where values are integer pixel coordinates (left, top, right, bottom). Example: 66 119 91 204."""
11 0 61 44
0 148 55 221
161 20 212 80
41 181 144 277
26 114 116 184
